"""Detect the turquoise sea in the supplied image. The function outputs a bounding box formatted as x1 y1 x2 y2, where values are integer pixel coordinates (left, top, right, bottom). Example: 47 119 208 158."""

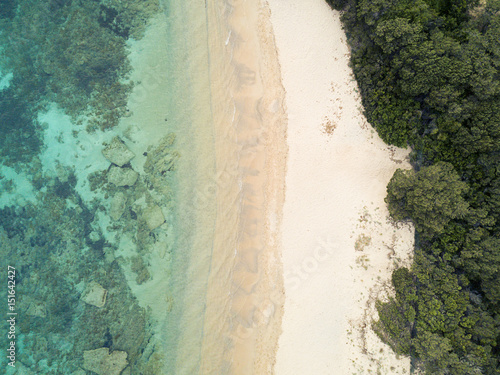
0 1 224 373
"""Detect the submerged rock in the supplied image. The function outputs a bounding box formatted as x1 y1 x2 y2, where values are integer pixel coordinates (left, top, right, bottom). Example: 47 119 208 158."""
26 300 47 318
131 255 150 285
142 205 165 231
107 166 139 187
83 347 128 375
143 133 179 198
81 281 107 308
102 137 135 167
110 192 127 221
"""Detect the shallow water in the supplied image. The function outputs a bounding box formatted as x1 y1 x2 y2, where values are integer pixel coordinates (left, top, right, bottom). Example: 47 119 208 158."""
0 1 224 374
160 0 218 372
0 0 285 372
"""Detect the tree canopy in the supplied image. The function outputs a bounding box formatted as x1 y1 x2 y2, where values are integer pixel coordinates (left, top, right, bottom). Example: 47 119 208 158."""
337 0 500 372
386 162 469 238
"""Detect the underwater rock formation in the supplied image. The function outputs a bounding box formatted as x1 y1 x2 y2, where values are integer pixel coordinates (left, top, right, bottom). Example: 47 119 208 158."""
81 281 108 308
143 133 179 200
25 300 47 318
142 204 165 231
83 347 128 375
107 166 139 187
110 192 128 221
102 137 135 167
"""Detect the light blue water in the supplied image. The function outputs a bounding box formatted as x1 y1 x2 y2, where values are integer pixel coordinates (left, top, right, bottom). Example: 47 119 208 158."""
0 1 221 373
159 0 219 373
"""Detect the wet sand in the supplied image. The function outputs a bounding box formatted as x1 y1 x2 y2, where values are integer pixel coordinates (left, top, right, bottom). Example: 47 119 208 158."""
200 0 287 373
121 1 287 373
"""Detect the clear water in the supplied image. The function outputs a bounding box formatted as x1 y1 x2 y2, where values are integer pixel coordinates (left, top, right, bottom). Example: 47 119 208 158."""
0 0 225 373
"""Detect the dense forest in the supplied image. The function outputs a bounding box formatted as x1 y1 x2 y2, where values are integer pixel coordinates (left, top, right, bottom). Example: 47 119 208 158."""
326 0 500 373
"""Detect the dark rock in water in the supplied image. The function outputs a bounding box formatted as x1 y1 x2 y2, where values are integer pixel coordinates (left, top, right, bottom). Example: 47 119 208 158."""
98 5 130 39
53 179 73 199
87 238 107 258
0 206 27 239
103 328 113 348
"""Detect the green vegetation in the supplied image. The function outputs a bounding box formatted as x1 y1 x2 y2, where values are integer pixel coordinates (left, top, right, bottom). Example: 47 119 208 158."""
331 0 500 372
386 162 469 238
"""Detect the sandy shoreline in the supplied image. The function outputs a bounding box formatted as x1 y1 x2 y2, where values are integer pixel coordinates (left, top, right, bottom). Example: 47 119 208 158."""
104 1 415 373
200 0 286 373
267 1 415 374
97 1 415 373
116 2 287 372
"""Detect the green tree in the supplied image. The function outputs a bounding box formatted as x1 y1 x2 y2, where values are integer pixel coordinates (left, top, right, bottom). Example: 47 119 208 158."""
386 162 469 238
412 331 481 374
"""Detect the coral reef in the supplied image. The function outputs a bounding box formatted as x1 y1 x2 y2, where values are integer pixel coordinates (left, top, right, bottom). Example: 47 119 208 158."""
0 1 178 373
0 86 42 168
0 0 160 130
0 173 154 373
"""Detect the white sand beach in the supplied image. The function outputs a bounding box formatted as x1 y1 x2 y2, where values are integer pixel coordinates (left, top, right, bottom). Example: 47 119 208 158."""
267 1 415 374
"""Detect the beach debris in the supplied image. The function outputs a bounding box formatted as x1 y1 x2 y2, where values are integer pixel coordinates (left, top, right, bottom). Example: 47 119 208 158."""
107 166 139 187
109 192 128 221
355 234 372 252
81 281 107 308
83 347 128 375
102 137 135 167
321 116 337 136
142 204 165 231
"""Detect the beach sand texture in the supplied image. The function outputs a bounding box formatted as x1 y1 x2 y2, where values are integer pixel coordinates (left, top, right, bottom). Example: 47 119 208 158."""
116 2 287 373
267 0 415 374
200 0 286 373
